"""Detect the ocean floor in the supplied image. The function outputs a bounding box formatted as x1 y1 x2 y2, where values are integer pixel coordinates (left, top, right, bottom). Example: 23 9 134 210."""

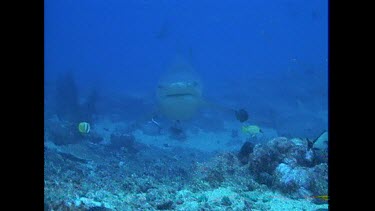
44 116 328 210
90 116 279 153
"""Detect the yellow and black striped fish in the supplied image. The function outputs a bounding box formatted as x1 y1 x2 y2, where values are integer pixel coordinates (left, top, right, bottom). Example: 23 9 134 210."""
78 122 90 134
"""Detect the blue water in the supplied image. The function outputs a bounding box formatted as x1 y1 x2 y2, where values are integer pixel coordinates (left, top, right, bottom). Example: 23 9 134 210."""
45 0 327 138
44 0 328 210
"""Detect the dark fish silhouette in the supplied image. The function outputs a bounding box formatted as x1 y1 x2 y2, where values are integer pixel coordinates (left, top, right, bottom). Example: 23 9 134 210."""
235 109 249 122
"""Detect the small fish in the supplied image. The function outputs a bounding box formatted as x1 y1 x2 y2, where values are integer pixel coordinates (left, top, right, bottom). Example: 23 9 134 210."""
78 122 90 134
151 118 161 129
313 195 329 201
235 109 249 123
242 125 263 137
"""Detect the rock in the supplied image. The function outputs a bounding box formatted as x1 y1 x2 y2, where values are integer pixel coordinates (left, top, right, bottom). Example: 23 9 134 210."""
204 169 225 188
197 194 208 203
139 181 155 193
109 133 137 152
310 163 328 195
274 162 327 199
249 142 282 181
169 126 187 141
274 163 312 194
249 136 323 189
156 200 174 210
176 199 184 205
243 200 253 209
312 197 328 205
47 120 81 145
237 141 255 164
304 149 315 164
270 137 295 153
87 207 113 211
221 196 232 206
74 197 102 207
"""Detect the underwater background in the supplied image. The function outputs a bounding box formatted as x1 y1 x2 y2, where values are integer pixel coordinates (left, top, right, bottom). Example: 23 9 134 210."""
44 0 328 210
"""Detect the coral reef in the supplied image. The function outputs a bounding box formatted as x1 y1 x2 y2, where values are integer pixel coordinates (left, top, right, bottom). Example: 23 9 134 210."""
237 141 255 164
239 137 328 199
44 132 328 210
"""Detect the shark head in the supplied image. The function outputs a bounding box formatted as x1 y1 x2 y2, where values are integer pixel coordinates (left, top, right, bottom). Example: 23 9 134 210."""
156 56 204 121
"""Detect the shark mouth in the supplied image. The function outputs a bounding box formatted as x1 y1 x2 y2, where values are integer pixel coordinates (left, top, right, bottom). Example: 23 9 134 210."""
156 81 202 120
157 81 201 99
